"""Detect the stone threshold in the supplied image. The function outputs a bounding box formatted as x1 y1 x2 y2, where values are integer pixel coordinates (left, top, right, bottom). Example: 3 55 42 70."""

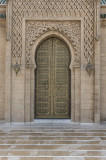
34 119 71 124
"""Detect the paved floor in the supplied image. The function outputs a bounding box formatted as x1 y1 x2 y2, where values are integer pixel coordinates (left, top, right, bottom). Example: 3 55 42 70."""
0 121 106 160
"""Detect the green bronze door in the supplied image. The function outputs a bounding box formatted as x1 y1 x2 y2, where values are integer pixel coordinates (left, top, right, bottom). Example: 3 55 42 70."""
35 37 71 119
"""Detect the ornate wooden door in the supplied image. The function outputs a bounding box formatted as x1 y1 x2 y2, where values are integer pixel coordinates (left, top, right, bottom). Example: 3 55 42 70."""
35 37 71 119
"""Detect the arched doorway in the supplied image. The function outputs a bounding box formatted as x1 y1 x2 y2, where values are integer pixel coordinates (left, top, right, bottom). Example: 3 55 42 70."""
35 37 71 119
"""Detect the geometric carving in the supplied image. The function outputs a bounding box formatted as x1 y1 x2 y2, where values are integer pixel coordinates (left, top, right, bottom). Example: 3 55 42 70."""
11 0 94 65
26 21 81 68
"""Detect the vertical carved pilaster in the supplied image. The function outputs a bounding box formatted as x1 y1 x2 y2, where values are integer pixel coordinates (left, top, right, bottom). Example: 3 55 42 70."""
94 0 101 123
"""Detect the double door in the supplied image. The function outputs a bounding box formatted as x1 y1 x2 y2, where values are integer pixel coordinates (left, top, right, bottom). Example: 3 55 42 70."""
35 37 70 118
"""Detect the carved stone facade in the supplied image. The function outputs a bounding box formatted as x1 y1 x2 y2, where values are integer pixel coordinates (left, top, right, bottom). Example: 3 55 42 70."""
11 0 94 66
0 0 105 124
26 20 81 67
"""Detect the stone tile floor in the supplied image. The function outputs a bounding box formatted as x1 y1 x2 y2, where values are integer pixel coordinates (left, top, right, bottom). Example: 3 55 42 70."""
0 121 106 160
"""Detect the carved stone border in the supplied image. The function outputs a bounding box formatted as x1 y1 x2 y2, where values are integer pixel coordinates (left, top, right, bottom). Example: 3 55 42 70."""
22 18 83 123
24 19 82 68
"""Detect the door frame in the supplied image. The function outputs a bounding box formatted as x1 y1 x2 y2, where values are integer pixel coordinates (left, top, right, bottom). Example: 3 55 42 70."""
29 31 80 122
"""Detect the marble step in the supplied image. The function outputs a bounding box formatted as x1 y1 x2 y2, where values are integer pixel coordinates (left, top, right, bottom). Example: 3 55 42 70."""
0 126 106 160
0 133 106 136
0 157 106 160
0 150 106 156
0 144 106 150
0 125 106 129
1 130 106 132
0 140 104 144
0 136 105 140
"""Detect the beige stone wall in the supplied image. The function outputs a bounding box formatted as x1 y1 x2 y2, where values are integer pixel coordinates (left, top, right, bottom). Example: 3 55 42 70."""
80 67 94 123
100 6 106 122
11 65 25 122
0 0 100 124
6 0 95 124
0 6 6 120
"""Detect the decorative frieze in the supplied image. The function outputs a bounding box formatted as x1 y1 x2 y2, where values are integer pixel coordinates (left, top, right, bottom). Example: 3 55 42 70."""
11 0 94 66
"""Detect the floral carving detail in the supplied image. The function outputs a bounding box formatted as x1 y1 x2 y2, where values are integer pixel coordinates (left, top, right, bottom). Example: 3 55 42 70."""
26 21 81 68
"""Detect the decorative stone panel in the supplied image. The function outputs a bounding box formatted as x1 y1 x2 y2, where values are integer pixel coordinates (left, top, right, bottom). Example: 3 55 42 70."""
26 20 81 67
11 0 94 66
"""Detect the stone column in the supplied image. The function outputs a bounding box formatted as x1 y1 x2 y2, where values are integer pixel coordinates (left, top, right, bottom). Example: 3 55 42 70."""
5 0 12 123
75 67 81 124
71 68 75 123
94 0 101 123
24 69 31 123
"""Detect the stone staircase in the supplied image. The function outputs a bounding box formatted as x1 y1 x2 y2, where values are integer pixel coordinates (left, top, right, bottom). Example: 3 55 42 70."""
0 122 106 160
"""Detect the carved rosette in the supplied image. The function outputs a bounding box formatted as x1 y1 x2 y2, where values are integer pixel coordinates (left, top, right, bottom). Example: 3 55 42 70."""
25 21 81 68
